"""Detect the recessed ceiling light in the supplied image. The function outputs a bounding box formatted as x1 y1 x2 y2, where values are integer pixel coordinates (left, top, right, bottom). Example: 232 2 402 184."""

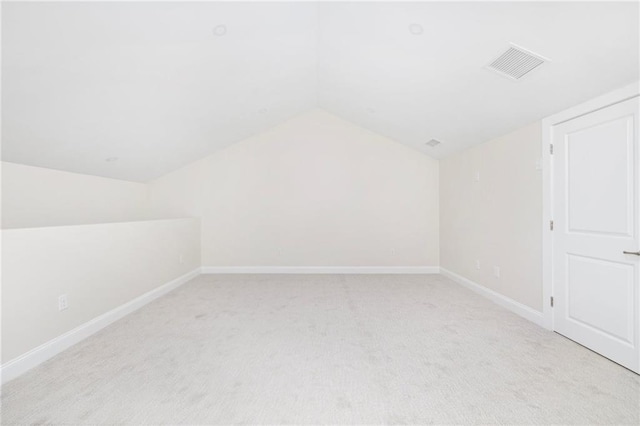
426 139 441 147
409 24 423 35
105 157 119 162
213 25 227 36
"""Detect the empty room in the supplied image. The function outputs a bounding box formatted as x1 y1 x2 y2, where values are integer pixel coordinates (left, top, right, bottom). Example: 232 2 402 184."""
1 1 639 424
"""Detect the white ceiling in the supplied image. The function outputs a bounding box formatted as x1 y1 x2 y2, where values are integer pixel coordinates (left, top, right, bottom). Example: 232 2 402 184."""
2 1 638 182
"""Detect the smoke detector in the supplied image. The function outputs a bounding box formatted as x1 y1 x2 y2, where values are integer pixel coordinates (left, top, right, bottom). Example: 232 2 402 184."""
426 139 441 148
213 25 227 36
487 44 548 80
409 24 424 35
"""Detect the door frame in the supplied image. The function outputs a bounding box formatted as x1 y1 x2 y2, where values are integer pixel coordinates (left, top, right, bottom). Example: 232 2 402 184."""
541 81 640 331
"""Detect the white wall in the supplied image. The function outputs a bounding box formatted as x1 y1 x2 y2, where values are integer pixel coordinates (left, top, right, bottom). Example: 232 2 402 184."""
150 109 440 268
440 122 542 311
1 218 200 364
1 162 150 229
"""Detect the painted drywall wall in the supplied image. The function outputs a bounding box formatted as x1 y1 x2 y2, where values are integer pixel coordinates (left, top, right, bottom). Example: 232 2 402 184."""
1 162 150 229
150 109 439 267
149 157 206 220
440 122 542 311
1 218 200 362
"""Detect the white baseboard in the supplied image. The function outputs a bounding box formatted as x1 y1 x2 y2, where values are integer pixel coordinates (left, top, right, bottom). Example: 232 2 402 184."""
201 266 440 274
0 268 201 386
440 268 544 327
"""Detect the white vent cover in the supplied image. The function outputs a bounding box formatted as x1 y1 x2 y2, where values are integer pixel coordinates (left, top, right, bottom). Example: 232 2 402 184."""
487 44 547 80
426 139 441 147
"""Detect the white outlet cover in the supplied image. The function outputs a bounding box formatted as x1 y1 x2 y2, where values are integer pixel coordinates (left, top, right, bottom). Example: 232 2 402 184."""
535 158 542 171
476 260 481 270
58 294 68 311
493 266 501 278
474 172 480 182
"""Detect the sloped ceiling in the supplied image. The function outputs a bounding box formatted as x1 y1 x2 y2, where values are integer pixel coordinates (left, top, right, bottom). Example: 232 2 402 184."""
2 1 638 182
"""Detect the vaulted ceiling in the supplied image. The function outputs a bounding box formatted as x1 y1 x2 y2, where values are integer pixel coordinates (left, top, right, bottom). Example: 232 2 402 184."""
2 1 638 182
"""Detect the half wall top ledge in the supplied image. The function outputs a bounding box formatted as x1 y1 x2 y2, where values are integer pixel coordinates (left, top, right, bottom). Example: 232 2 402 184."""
2 1 638 182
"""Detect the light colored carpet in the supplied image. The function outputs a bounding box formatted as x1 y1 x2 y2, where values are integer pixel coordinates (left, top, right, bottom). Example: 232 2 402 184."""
1 274 639 425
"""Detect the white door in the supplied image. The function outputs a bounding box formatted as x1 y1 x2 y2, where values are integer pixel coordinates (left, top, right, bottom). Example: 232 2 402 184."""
552 96 640 373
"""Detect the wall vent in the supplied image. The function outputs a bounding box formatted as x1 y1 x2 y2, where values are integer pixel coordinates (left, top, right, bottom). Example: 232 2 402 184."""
426 139 441 147
487 44 547 80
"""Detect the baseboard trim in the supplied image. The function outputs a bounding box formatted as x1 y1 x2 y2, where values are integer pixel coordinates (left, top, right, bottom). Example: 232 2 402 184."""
0 268 201 386
440 268 544 327
202 266 440 274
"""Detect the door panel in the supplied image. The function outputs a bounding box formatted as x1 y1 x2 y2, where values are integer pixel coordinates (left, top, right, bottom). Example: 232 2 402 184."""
566 254 634 344
567 116 633 236
553 96 639 373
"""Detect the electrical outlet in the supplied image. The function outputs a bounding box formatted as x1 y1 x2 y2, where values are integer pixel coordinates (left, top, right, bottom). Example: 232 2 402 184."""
58 294 68 311
474 172 480 182
179 254 184 264
535 158 542 171
475 260 481 270
493 266 501 278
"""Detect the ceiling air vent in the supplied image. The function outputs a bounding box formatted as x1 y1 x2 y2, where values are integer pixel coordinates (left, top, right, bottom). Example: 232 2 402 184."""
426 139 441 147
487 44 547 80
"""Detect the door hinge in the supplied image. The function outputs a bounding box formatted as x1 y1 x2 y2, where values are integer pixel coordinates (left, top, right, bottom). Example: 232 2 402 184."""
550 220 554 231
550 296 554 307
550 144 554 155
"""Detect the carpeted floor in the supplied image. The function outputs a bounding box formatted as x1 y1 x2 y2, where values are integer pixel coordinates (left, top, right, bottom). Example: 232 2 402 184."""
1 274 639 425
